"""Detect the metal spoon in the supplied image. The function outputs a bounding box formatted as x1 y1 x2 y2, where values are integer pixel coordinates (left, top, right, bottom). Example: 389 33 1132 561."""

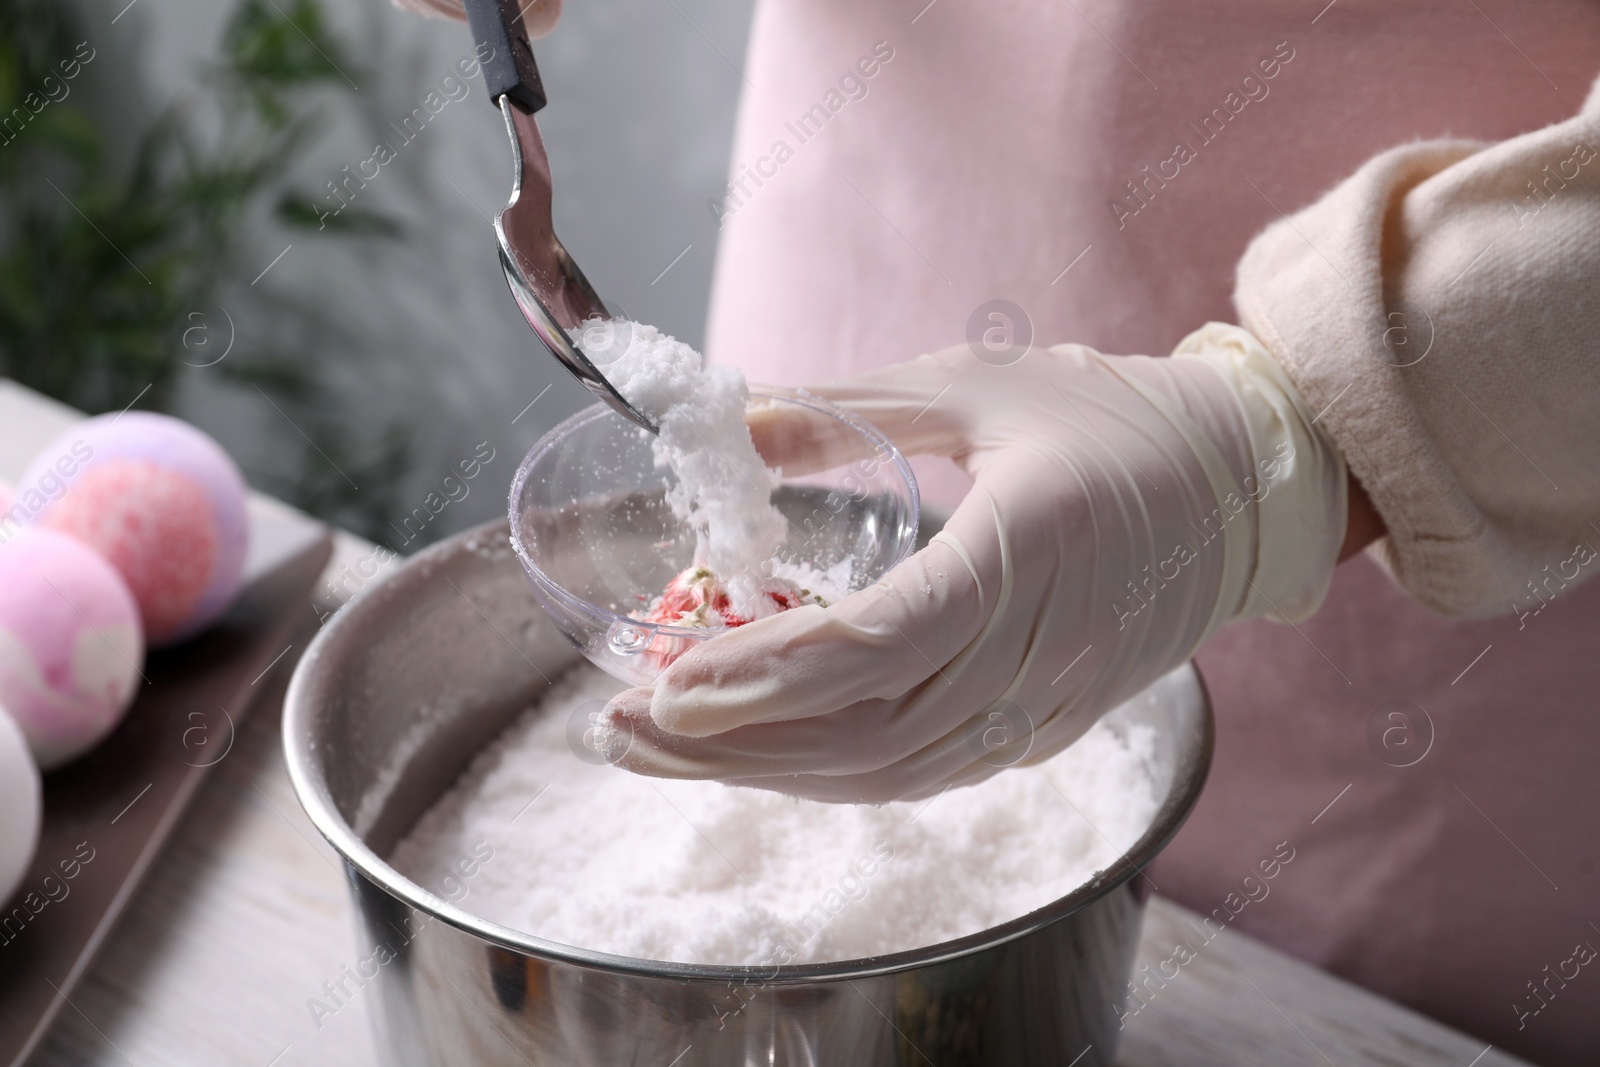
463 0 658 433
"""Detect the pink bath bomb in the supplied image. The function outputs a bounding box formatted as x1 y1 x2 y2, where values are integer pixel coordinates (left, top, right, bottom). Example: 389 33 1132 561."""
16 413 249 646
0 528 144 770
0 702 41 904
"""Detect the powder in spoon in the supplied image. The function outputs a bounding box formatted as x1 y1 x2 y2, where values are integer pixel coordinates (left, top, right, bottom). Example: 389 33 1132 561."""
389 662 1161 967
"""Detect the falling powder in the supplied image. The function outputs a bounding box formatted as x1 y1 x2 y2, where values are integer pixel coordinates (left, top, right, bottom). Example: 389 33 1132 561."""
390 663 1162 967
577 319 793 618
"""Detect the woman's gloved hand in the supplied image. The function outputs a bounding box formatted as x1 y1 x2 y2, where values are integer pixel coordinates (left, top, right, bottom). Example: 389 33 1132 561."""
600 324 1349 803
390 0 562 38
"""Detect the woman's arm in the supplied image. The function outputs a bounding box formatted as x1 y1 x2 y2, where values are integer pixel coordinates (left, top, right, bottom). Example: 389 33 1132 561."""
1237 74 1600 616
1340 473 1385 563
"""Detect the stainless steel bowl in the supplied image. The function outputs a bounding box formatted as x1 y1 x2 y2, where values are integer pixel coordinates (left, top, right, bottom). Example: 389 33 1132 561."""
284 519 1212 1067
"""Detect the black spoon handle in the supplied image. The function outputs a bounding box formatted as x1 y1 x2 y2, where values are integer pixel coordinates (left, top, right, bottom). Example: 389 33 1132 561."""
462 0 547 114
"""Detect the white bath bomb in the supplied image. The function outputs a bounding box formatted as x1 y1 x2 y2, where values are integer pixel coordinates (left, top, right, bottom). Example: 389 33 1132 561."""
0 702 42 905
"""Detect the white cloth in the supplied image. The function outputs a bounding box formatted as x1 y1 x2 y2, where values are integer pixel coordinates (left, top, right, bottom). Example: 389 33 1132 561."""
1236 76 1600 617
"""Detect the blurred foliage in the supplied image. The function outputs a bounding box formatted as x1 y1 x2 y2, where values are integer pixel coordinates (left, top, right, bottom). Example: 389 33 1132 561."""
0 0 411 542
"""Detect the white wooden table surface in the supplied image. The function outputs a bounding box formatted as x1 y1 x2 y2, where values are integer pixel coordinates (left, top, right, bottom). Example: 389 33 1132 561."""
3 381 1524 1067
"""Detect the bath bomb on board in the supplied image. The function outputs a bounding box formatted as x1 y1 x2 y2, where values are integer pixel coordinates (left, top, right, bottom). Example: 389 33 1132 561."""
19 412 249 646
0 702 41 905
0 528 144 770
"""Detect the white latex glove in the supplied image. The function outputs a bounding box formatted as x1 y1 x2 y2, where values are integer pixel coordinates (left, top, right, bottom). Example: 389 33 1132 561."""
600 324 1347 803
390 0 562 39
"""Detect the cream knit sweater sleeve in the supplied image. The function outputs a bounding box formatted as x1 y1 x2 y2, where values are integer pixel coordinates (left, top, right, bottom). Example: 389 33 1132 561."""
1234 73 1600 618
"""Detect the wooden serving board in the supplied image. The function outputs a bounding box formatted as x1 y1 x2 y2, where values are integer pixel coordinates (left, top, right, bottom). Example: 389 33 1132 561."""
0 507 331 1067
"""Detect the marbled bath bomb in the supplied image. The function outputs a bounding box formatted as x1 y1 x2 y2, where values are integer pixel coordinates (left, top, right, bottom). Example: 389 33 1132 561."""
0 528 144 770
17 413 249 646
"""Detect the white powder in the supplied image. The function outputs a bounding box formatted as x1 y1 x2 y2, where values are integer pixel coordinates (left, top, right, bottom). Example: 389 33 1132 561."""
390 663 1162 967
767 556 854 606
579 319 788 616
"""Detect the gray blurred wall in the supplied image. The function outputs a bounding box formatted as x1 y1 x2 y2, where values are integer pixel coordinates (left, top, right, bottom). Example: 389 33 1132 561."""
106 0 754 543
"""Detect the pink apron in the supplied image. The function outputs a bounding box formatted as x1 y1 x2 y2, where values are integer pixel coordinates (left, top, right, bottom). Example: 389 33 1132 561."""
706 1 1600 1060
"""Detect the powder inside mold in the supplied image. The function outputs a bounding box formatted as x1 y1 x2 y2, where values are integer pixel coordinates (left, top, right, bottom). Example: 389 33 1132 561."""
578 319 788 616
390 663 1162 967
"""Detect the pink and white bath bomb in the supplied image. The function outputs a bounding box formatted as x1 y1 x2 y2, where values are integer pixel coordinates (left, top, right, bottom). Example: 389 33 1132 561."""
0 528 144 769
0 702 41 904
18 412 249 646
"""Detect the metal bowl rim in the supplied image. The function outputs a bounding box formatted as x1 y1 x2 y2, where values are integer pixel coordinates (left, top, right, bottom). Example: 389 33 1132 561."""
284 518 1214 984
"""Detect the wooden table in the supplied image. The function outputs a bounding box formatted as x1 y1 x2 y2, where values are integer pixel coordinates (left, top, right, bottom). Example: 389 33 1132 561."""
3 381 1523 1067
25 684 1523 1067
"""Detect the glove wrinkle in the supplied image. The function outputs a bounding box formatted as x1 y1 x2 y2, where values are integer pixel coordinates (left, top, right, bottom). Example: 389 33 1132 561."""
928 529 983 607
1171 325 1347 623
1092 353 1253 643
930 488 1009 680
